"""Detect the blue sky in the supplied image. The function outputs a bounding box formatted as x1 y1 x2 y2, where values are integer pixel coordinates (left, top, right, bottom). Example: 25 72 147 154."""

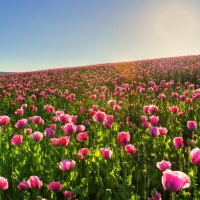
0 0 200 72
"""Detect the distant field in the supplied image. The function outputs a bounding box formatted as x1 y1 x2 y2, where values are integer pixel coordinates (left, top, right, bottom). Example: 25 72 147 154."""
0 55 200 200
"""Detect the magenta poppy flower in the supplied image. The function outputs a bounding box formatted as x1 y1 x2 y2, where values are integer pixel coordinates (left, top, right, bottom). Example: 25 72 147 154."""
190 147 200 166
11 135 23 146
187 121 197 130
71 115 77 124
173 137 184 148
140 116 147 122
148 105 158 114
105 115 114 124
172 92 179 98
51 138 59 146
0 115 10 126
143 106 149 113
107 100 116 107
0 176 8 190
32 132 43 142
149 127 160 137
25 128 32 135
124 144 137 155
63 123 76 134
77 148 90 159
149 115 159 126
27 176 43 189
92 104 98 111
162 170 190 192
44 105 55 113
170 106 179 114
80 107 86 114
31 116 43 124
77 132 88 142
58 114 71 124
15 109 24 116
93 111 106 123
44 128 54 138
21 104 27 110
17 181 29 190
59 136 70 147
63 191 76 199
89 109 96 116
100 148 112 160
148 191 162 200
158 127 168 135
141 120 151 128
156 160 171 171
48 182 62 192
113 104 121 111
76 125 86 132
59 160 76 172
50 123 57 130
117 132 130 146
15 119 28 129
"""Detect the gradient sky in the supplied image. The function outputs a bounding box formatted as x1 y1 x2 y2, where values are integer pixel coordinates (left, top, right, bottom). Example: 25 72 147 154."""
0 0 200 72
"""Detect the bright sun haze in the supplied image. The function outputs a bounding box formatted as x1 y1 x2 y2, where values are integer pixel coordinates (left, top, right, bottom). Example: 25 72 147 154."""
0 0 199 72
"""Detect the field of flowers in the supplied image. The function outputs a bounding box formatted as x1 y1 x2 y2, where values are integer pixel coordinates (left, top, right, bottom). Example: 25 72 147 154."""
0 55 200 200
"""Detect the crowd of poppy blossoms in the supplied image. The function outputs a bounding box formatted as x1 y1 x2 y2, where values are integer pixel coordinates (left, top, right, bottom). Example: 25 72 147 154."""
0 55 200 199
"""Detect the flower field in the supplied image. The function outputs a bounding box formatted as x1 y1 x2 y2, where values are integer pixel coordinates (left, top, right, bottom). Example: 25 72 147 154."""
1 55 200 199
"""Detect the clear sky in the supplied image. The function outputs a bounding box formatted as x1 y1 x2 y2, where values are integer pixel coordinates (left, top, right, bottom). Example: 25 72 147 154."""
0 0 200 72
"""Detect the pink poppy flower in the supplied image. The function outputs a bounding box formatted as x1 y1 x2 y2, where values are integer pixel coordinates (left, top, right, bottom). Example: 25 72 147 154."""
149 115 159 126
162 170 190 192
17 181 29 190
77 132 88 142
148 105 158 114
11 135 23 145
173 137 184 148
32 132 43 142
149 127 160 137
15 109 24 116
76 125 86 133
140 116 147 122
25 128 32 135
100 148 112 160
156 160 171 171
59 160 76 172
148 191 162 200
187 121 197 130
117 132 130 146
93 111 106 123
27 176 43 189
170 106 179 114
143 106 149 113
15 119 28 129
32 116 43 124
63 123 76 134
77 148 90 159
190 147 200 166
44 128 54 138
124 144 137 155
48 182 62 192
107 100 116 107
0 116 10 126
58 114 71 124
51 138 59 146
59 136 70 147
158 127 168 135
0 176 8 190
141 120 151 128
105 115 114 124
63 191 76 199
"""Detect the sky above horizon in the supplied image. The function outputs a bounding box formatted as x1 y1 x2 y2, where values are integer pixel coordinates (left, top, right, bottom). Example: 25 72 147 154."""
0 0 200 72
